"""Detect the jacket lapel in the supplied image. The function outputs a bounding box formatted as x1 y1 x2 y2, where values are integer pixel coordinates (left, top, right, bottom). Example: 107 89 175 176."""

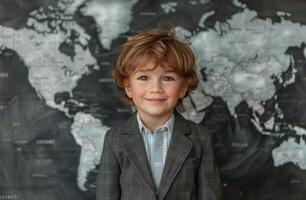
158 112 192 200
121 113 156 194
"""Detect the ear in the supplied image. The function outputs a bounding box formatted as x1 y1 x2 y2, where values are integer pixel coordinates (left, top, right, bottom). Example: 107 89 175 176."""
178 84 188 99
123 79 132 98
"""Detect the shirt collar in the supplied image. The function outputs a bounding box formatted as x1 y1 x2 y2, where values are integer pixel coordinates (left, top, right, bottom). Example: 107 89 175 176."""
136 113 175 134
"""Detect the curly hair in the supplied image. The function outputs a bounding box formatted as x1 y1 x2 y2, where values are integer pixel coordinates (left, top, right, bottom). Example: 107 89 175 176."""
112 23 199 111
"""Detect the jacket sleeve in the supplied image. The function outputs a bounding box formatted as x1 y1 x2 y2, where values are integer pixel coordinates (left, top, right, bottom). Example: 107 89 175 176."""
198 127 223 200
96 129 121 200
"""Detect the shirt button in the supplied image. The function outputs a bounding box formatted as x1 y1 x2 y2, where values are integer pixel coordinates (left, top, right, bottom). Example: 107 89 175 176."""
153 162 160 168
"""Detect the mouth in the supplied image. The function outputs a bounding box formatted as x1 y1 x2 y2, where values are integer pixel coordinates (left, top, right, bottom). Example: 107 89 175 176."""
145 98 166 103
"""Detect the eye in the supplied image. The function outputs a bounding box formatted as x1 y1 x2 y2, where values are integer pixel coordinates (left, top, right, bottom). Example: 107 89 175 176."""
136 75 149 81
162 76 175 81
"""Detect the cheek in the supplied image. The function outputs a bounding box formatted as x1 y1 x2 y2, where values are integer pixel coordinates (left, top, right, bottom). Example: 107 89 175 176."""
130 85 147 98
166 87 184 99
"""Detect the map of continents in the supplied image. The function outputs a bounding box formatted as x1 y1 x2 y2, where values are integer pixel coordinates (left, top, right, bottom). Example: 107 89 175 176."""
0 0 306 200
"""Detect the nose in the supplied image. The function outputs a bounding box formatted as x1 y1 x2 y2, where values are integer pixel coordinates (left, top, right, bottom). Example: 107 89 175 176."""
150 79 163 93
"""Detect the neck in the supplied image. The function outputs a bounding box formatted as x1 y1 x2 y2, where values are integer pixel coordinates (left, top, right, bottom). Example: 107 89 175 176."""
138 112 173 133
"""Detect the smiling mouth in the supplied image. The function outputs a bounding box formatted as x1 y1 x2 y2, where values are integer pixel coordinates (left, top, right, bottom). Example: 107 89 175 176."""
145 98 166 102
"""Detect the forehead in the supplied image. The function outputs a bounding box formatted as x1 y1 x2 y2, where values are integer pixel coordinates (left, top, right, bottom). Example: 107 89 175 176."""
135 64 175 73
131 56 175 73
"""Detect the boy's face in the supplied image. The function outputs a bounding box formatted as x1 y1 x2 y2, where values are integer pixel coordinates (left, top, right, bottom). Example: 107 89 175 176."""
124 63 187 122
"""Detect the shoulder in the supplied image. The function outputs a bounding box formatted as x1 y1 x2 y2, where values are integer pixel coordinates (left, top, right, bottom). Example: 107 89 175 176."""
187 120 212 138
103 123 130 154
179 116 212 145
104 122 126 140
176 115 214 154
104 113 138 144
174 112 211 137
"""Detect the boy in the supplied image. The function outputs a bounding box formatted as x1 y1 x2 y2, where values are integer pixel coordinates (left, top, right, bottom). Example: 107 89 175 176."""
96 24 222 200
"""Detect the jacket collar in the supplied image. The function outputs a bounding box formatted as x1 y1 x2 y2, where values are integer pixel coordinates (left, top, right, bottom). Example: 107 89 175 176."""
121 111 192 198
136 112 175 134
120 111 190 136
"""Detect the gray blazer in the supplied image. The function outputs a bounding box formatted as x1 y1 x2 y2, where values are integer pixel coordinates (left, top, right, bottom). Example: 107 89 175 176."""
96 112 222 200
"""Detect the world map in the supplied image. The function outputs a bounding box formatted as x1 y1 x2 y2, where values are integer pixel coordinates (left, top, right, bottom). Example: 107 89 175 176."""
0 0 306 199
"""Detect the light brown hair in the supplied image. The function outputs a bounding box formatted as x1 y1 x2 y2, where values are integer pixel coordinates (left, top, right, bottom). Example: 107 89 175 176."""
112 23 199 111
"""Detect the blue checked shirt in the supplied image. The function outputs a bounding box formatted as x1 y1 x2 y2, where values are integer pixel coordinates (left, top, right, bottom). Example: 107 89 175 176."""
136 113 174 189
